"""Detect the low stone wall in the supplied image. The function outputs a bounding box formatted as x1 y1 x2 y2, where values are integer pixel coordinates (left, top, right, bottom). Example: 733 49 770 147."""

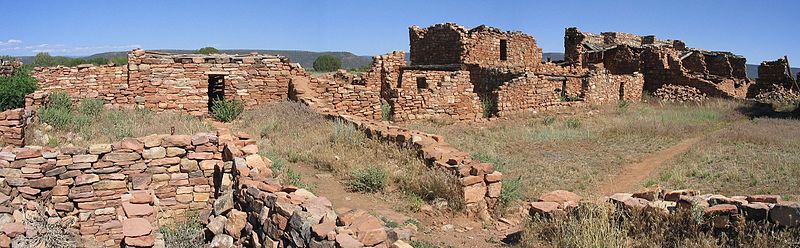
392 69 483 121
530 189 800 228
206 143 414 247
0 130 268 247
0 109 25 147
584 71 644 104
495 74 586 117
653 84 707 103
32 65 132 108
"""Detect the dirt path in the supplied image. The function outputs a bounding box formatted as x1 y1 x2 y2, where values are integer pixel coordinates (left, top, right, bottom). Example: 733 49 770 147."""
597 135 705 195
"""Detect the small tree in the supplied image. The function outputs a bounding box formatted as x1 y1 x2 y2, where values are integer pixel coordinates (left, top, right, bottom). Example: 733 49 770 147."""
32 52 56 67
0 68 38 111
195 47 220 54
313 55 341 72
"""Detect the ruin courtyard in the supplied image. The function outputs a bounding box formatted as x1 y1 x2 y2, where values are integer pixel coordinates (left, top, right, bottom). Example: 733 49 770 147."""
0 21 798 248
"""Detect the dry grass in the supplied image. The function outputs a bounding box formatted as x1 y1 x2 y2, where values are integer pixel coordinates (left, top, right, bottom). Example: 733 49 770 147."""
519 203 800 248
232 102 463 210
27 108 214 147
648 117 800 199
404 99 744 200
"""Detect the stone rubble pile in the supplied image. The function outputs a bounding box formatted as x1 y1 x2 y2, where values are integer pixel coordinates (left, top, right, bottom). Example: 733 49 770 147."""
529 189 800 229
653 84 707 103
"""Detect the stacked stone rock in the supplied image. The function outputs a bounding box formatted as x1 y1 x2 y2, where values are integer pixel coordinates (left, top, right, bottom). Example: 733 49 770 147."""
0 59 21 77
332 114 502 217
31 49 301 117
653 84 707 103
495 73 583 117
749 58 799 97
0 109 25 147
584 70 645 104
391 69 483 121
529 189 800 229
0 131 265 247
564 27 752 99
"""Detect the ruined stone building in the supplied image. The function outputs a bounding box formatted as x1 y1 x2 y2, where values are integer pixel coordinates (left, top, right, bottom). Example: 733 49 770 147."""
749 57 799 96
301 23 643 121
32 49 300 116
564 27 752 99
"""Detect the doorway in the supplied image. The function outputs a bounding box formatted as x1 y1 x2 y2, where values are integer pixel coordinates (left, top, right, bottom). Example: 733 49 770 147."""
208 75 225 112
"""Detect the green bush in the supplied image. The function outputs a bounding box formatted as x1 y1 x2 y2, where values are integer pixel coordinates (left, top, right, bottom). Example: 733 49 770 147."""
499 176 522 207
111 56 128 65
210 98 244 122
159 215 204 248
38 107 74 130
78 98 104 116
565 118 582 129
380 99 392 121
312 55 342 72
349 165 387 193
329 118 363 145
481 96 496 118
194 47 219 54
0 68 38 111
47 91 73 110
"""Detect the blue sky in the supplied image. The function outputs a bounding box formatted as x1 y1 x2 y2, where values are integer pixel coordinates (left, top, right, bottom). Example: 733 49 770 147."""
1 0 798 66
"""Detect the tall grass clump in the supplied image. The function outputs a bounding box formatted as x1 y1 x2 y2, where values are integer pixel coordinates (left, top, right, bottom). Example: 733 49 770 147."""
349 165 388 193
329 118 364 145
159 215 204 248
481 97 496 118
211 98 244 122
397 164 465 211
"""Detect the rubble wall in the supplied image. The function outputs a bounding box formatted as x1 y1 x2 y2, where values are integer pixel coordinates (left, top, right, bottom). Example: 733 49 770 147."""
0 131 268 247
0 59 22 77
0 109 25 147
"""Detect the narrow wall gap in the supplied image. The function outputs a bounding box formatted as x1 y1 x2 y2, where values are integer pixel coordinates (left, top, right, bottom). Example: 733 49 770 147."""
208 75 225 112
500 39 508 61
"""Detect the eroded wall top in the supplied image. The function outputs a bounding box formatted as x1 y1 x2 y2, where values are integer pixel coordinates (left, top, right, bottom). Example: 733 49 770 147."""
410 23 542 69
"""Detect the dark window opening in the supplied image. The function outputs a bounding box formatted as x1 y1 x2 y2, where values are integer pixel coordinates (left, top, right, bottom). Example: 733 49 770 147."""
619 82 625 100
208 75 225 112
500 39 508 61
416 77 428 91
561 80 568 98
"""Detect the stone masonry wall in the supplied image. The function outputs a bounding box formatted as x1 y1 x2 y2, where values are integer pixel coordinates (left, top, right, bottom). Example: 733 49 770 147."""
31 49 298 116
410 23 542 69
585 71 645 104
0 109 25 147
391 69 483 121
0 59 21 77
495 74 586 117
0 130 270 247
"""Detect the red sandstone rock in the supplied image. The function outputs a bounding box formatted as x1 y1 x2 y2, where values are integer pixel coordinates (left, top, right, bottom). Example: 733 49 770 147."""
336 233 365 248
538 190 582 205
746 195 780 203
705 204 738 216
530 201 560 216
122 202 154 217
125 235 155 247
122 218 152 237
664 190 697 201
162 135 192 147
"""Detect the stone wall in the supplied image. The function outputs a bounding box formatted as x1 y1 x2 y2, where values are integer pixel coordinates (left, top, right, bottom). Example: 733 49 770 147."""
585 71 645 104
0 59 21 77
749 58 798 97
565 27 751 99
530 189 800 229
0 109 25 147
32 49 298 116
0 130 269 247
391 68 483 121
410 23 542 69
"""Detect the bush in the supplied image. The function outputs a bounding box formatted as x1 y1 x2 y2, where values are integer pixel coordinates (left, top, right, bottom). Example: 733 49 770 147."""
349 165 387 193
481 96 496 118
398 165 465 211
312 55 342 72
194 47 219 54
564 118 582 129
11 214 79 248
38 92 75 130
159 215 204 248
210 98 244 122
111 56 128 65
380 99 392 121
47 91 73 110
78 98 104 116
0 68 38 111
499 176 522 207
329 118 363 145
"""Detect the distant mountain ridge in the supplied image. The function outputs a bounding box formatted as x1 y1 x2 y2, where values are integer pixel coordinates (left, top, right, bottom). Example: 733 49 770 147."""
14 49 374 70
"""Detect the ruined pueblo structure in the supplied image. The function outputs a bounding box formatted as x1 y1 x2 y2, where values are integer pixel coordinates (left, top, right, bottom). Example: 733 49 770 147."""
0 22 798 248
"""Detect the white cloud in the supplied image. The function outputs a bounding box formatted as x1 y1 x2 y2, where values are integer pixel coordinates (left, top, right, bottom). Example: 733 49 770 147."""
0 39 22 46
0 43 141 55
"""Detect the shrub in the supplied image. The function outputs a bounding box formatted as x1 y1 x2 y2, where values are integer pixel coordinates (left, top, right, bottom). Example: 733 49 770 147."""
329 118 363 145
194 47 219 54
38 105 74 130
11 213 79 248
47 91 73 110
159 215 204 248
111 56 128 65
542 116 556 126
312 54 342 72
349 165 388 193
564 118 582 129
211 98 244 122
259 117 279 138
0 68 38 111
481 96 496 118
380 99 392 121
78 98 104 116
398 165 465 211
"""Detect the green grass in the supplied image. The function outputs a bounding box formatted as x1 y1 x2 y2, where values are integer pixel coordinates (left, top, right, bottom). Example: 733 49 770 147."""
405 99 744 199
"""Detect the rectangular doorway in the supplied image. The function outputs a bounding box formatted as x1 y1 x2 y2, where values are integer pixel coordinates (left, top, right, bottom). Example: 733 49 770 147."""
208 75 225 112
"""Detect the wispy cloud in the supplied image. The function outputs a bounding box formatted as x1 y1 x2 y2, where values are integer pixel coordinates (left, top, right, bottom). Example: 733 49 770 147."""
0 39 22 46
0 40 141 56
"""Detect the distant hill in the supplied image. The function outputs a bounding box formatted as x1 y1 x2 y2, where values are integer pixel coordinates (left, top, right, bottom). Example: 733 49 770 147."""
15 49 374 70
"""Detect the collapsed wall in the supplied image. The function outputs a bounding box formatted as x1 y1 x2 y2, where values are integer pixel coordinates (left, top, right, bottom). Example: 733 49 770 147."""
32 49 299 116
565 27 751 99
748 57 799 97
0 59 22 77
